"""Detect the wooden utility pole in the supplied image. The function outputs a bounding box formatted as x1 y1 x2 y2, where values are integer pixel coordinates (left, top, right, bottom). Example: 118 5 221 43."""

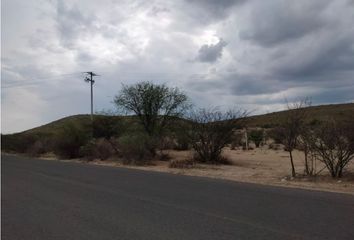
84 72 98 122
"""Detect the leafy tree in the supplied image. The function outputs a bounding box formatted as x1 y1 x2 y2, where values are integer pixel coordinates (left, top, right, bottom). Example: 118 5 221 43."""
113 81 190 154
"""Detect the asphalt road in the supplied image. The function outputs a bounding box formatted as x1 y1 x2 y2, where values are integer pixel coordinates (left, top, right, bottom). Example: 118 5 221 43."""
2 154 354 240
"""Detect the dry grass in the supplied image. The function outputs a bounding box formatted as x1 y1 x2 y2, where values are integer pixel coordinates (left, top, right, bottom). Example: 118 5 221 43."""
28 146 354 195
75 147 354 194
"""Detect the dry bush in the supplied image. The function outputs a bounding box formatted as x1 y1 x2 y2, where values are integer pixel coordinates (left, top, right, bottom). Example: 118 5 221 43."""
54 122 90 159
118 133 154 165
80 138 115 161
26 140 46 157
188 108 247 164
309 120 354 178
269 143 284 151
159 137 176 150
192 151 233 165
279 99 311 177
169 158 196 168
159 152 172 161
230 132 243 150
173 135 191 151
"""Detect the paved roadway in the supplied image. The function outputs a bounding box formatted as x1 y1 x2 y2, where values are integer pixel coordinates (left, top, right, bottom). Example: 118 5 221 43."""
2 154 354 240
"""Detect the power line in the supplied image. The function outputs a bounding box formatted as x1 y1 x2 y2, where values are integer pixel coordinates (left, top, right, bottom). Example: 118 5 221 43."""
1 72 81 89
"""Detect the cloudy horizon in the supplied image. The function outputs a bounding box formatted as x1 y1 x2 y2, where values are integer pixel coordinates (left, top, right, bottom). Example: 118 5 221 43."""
2 0 354 134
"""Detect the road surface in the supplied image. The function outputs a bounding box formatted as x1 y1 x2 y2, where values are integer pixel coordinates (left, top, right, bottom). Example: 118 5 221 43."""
2 154 354 239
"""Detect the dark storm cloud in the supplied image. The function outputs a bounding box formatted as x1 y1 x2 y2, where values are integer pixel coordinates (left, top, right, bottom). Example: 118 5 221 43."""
189 73 287 96
239 1 330 47
196 39 227 63
274 36 354 79
55 0 94 48
187 0 246 20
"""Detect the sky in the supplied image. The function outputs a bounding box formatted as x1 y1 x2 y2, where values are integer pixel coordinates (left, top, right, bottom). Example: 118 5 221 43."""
2 0 354 134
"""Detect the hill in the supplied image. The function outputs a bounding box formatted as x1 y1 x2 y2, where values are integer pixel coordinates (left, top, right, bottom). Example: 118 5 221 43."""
2 103 354 153
245 103 354 128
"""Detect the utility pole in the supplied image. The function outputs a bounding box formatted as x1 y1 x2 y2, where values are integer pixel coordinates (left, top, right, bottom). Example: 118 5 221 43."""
84 72 98 122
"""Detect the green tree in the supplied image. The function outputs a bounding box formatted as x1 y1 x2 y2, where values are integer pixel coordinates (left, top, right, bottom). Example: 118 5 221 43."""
113 81 190 154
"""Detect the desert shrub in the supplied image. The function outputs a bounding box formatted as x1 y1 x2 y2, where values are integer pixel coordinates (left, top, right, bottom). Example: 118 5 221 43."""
230 132 243 150
169 158 196 168
118 133 154 164
261 123 275 129
309 118 321 126
188 108 247 164
159 136 176 150
54 123 90 159
269 143 284 151
193 152 233 165
93 116 123 139
268 127 285 144
80 138 115 161
248 130 263 148
309 120 354 178
26 140 46 157
2 134 38 153
242 143 254 150
159 152 172 161
174 133 191 150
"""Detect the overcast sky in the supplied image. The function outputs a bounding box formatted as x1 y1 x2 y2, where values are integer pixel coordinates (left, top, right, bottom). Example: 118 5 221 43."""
2 0 354 133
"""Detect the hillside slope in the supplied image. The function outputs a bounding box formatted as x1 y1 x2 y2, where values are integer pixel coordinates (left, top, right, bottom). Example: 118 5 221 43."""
2 103 354 152
245 103 354 127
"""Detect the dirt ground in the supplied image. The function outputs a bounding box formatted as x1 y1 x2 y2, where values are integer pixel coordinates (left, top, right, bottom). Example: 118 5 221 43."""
24 147 354 195
78 147 354 195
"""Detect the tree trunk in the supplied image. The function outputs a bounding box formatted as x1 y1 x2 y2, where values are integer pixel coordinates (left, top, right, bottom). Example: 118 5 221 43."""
289 150 296 177
304 148 309 175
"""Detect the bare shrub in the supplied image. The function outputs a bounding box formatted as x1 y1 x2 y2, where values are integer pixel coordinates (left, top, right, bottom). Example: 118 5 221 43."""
298 128 318 176
188 108 247 164
26 140 46 157
80 138 115 161
279 99 311 177
169 158 196 168
159 136 176 150
173 132 191 151
309 120 354 178
269 143 284 151
230 132 243 150
159 152 172 161
268 127 285 144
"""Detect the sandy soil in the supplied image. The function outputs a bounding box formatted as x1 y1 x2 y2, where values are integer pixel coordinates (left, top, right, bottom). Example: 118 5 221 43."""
8 148 354 195
85 147 354 195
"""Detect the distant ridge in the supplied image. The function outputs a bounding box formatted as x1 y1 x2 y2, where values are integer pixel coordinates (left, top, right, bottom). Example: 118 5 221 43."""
3 103 354 136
